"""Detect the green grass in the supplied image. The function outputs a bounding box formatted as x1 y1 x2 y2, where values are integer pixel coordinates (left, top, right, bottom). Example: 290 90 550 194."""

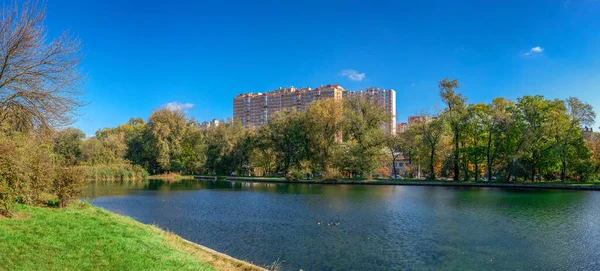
0 203 262 271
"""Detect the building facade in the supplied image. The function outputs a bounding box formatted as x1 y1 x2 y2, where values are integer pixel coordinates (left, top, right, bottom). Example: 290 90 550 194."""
396 122 409 135
233 84 396 133
200 118 220 129
343 87 396 134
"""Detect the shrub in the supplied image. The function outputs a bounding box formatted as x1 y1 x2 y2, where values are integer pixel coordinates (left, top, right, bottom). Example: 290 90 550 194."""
0 180 14 217
53 167 86 208
286 168 310 181
79 163 149 181
322 167 343 182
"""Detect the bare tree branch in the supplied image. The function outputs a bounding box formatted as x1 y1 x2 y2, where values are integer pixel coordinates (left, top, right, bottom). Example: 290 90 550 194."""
0 1 85 131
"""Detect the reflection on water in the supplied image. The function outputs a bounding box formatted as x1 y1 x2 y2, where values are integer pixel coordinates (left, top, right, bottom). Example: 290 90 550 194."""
85 180 600 271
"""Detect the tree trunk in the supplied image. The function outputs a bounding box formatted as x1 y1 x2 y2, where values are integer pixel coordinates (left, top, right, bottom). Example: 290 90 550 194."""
454 132 460 180
487 133 493 181
430 148 436 180
506 159 514 183
561 159 566 182
392 155 397 178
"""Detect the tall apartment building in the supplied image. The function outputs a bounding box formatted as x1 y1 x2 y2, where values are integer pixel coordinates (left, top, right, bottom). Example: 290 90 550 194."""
343 87 396 134
396 122 409 135
233 84 396 134
394 115 438 135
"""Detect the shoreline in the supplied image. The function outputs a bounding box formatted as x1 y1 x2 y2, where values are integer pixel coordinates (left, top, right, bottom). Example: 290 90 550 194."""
198 176 600 191
177 238 267 271
0 203 267 271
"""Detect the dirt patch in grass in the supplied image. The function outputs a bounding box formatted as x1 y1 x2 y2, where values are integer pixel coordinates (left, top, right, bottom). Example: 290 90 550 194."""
0 212 31 220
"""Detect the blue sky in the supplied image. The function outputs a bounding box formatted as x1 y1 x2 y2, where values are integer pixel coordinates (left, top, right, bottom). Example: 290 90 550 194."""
39 0 600 135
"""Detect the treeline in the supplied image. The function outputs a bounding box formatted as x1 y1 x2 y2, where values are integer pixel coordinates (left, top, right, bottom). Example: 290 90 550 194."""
86 79 600 184
92 97 392 181
391 79 599 182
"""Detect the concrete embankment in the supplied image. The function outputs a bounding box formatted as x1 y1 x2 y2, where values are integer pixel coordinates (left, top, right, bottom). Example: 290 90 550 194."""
195 176 600 191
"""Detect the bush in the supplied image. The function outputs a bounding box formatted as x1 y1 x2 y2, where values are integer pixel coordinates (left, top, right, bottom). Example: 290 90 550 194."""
322 167 343 182
79 163 149 181
0 131 56 215
286 168 310 181
0 180 14 217
53 167 86 208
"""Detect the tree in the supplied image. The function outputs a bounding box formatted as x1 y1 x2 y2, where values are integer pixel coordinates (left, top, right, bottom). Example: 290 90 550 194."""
0 2 84 131
260 110 307 175
439 78 466 181
108 118 149 168
514 96 559 182
416 113 446 179
342 98 389 178
585 132 600 179
482 98 514 181
180 120 206 175
81 133 127 165
305 98 344 172
53 128 85 165
231 129 255 176
464 104 488 180
386 134 403 178
252 135 276 176
0 2 85 214
204 119 247 175
147 108 188 173
398 125 422 177
555 97 596 181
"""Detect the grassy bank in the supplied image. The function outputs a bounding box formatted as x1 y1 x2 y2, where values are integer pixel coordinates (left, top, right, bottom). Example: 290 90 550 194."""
0 203 264 271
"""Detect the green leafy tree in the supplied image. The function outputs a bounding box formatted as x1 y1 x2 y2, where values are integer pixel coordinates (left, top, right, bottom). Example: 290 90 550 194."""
482 98 514 181
204 119 247 175
53 128 85 165
555 97 596 181
386 134 403 178
464 104 488 180
305 98 344 172
514 96 559 182
147 108 188 173
439 78 467 180
342 98 389 178
260 110 308 175
180 121 207 175
416 114 446 179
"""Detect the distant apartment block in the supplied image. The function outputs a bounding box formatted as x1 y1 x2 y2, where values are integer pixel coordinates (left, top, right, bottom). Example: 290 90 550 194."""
343 87 396 134
200 118 220 128
396 122 408 135
233 84 396 134
582 126 594 137
396 116 437 135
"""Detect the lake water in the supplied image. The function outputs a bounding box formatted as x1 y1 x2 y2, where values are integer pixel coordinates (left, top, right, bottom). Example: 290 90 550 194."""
85 179 600 271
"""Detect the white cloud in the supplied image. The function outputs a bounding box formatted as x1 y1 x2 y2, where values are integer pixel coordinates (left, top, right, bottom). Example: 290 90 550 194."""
523 46 544 56
339 69 366 81
163 102 194 111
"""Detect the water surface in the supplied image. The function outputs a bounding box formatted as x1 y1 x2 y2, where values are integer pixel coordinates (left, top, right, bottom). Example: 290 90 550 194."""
85 180 600 271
